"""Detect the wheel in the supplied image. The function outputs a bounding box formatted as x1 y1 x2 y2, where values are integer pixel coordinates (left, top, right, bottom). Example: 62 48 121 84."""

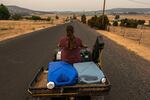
91 96 104 100
75 96 91 100
51 97 67 100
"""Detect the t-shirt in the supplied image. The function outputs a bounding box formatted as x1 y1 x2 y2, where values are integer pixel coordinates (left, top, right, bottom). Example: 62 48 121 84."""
59 36 83 64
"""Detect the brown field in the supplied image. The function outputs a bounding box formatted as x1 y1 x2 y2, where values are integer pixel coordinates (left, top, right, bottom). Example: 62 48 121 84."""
83 14 150 46
107 15 150 47
84 14 150 61
97 30 150 61
0 18 64 41
0 14 149 43
108 26 150 46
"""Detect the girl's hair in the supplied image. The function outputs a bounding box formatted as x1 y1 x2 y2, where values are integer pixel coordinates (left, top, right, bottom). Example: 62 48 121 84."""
66 25 77 49
66 25 74 33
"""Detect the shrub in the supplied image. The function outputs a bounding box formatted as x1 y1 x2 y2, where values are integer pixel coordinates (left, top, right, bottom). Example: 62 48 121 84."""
115 15 120 20
98 15 109 30
88 15 109 30
0 28 8 30
24 17 31 20
0 4 10 20
81 14 86 24
73 14 77 19
138 20 145 25
11 14 22 20
113 21 118 26
46 17 51 21
120 18 145 28
65 17 69 22
88 15 98 28
56 15 59 19
31 16 41 20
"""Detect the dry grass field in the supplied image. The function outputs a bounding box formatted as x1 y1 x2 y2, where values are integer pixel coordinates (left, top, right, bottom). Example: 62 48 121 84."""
0 18 64 41
97 30 150 61
108 26 150 46
82 15 150 46
0 14 149 44
0 20 52 41
107 15 150 47
84 14 150 61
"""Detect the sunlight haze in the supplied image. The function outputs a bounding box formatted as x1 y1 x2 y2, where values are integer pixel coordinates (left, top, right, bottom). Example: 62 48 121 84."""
1 0 150 11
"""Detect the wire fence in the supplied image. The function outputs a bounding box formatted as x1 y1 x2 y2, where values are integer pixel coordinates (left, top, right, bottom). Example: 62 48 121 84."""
107 26 150 46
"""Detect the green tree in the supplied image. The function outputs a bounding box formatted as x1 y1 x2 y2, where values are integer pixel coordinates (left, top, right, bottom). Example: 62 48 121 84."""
73 14 77 19
120 18 145 28
46 17 51 21
55 15 59 19
113 21 118 26
88 15 109 30
31 16 41 20
25 17 31 20
81 14 86 24
88 15 98 27
0 4 10 20
11 13 22 20
115 15 120 20
138 20 145 25
97 15 109 30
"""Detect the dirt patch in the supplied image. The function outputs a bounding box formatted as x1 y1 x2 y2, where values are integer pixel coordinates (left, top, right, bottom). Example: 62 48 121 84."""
97 30 150 61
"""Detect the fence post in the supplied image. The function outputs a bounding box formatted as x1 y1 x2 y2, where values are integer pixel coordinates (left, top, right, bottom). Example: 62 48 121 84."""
107 25 110 32
137 25 143 45
123 27 126 38
139 30 143 45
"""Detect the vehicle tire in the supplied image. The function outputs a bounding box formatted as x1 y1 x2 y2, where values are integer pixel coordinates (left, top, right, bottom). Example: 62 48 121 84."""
75 96 91 100
91 96 104 100
51 97 67 100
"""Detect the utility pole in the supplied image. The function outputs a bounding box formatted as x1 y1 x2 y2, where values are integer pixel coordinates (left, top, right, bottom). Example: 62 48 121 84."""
102 0 106 28
102 0 106 16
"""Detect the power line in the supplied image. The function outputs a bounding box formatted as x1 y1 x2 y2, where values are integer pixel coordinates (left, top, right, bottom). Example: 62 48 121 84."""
128 0 150 6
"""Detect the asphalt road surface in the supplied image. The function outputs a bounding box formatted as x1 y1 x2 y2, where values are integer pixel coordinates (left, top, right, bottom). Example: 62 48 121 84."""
0 21 150 100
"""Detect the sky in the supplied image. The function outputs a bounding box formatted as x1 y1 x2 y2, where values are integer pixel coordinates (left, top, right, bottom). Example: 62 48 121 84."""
1 0 150 11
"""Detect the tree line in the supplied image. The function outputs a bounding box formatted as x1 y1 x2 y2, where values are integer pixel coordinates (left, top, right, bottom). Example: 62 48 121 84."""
81 14 110 30
0 4 59 21
81 14 149 29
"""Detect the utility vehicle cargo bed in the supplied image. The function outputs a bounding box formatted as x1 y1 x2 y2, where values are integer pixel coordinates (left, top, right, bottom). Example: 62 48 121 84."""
28 67 111 97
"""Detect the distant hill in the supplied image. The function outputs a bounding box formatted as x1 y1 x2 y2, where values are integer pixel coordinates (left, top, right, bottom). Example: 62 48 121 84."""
106 8 150 14
54 8 150 16
85 8 150 15
6 5 150 16
7 5 54 16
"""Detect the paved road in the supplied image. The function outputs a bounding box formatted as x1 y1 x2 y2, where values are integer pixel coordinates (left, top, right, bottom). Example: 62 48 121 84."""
0 21 150 100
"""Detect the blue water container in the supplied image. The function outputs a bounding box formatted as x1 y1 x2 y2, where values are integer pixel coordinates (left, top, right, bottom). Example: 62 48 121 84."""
47 61 78 87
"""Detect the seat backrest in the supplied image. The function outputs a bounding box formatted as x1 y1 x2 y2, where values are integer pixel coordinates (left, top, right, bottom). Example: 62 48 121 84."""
92 36 104 63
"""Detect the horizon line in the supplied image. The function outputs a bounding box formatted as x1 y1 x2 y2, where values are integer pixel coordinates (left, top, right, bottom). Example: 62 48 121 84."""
5 4 150 12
